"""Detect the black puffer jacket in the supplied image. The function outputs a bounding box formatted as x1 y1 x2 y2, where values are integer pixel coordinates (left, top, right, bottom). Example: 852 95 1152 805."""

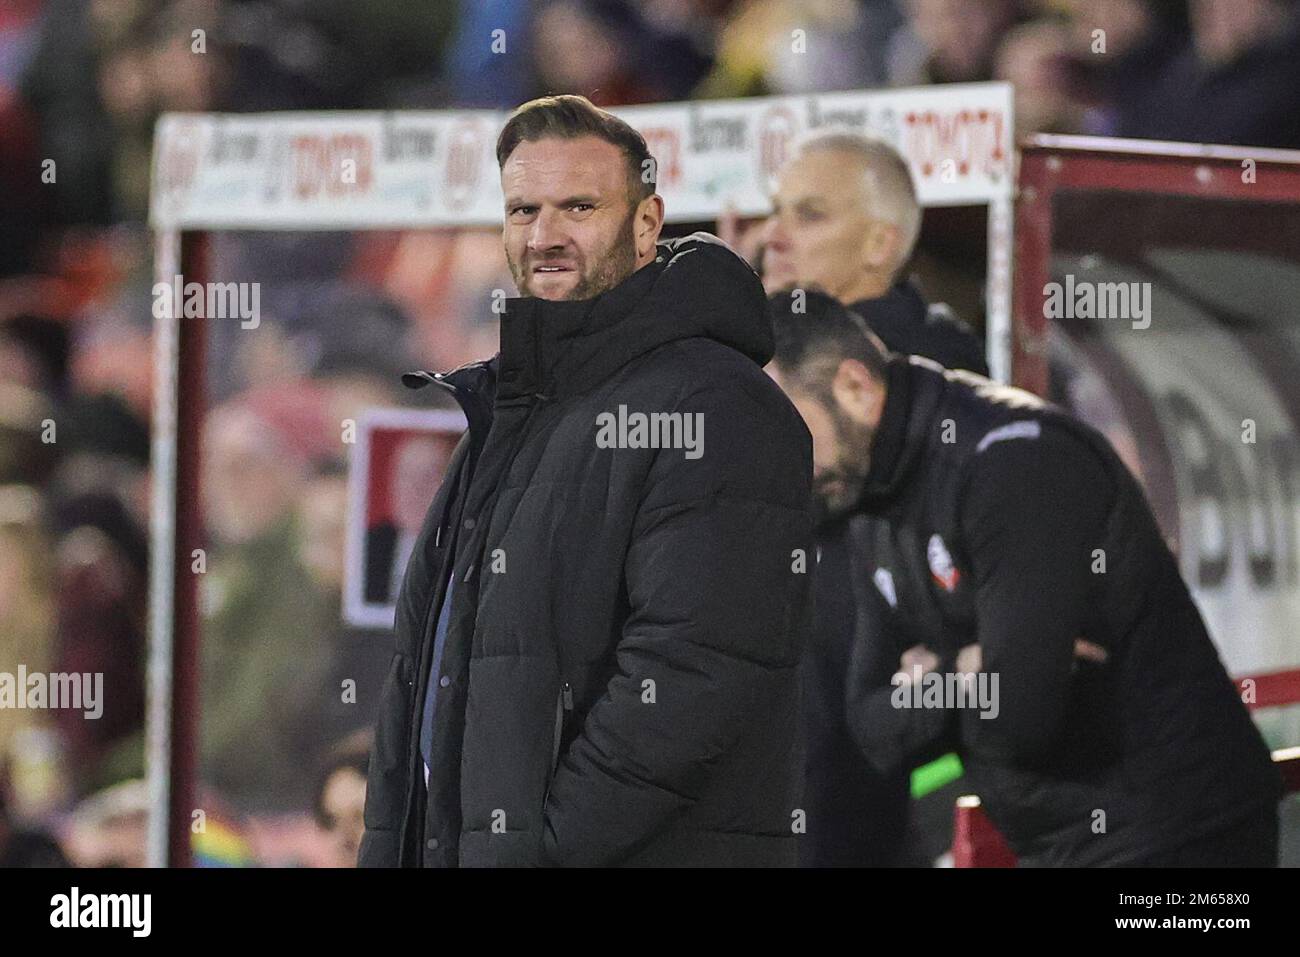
359 233 814 867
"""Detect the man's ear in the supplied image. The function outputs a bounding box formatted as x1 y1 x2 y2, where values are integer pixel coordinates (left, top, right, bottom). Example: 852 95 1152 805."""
860 220 901 275
831 358 885 427
635 194 665 261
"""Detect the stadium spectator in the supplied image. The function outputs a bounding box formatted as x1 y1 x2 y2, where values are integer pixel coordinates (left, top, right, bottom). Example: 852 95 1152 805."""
63 777 148 868
0 485 55 768
0 766 69 867
1067 0 1189 139
532 0 667 106
312 730 371 868
888 0 1022 87
49 491 148 793
697 0 900 97
297 460 393 753
199 401 334 811
995 18 1087 137
1110 0 1300 147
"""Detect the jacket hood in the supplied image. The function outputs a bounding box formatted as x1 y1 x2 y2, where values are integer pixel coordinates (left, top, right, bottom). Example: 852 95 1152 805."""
492 232 771 400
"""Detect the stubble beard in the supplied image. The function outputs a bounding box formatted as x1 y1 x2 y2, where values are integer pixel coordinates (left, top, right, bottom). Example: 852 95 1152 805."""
812 399 875 527
510 207 640 301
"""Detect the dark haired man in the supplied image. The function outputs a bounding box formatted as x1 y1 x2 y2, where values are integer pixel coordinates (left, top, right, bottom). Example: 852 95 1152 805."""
761 129 984 867
359 95 814 867
759 130 982 863
767 288 1281 866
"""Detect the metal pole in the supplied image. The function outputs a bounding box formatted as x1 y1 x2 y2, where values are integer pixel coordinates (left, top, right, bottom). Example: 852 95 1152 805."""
145 230 204 867
145 228 181 867
986 193 1015 384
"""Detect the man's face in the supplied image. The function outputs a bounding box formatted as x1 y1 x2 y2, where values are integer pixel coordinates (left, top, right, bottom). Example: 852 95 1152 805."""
502 135 641 301
763 149 880 300
912 0 1015 75
1191 0 1279 66
769 366 876 525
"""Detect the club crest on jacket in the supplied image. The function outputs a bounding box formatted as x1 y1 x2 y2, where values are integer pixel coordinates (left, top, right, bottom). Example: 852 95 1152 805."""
873 566 898 608
927 533 960 592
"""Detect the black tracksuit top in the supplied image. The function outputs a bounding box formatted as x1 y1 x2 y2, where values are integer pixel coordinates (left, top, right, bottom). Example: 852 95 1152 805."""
834 356 1281 865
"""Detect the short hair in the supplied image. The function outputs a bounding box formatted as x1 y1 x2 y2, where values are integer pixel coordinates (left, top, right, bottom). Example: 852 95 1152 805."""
792 130 922 275
496 94 656 204
769 287 890 398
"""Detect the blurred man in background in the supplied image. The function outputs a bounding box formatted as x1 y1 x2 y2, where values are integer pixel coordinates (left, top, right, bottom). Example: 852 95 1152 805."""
200 402 335 812
364 434 452 606
1113 0 1300 147
763 130 987 375
888 0 1021 87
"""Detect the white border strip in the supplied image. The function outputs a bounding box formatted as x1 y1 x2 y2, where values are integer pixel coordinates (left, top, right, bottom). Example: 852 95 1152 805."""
1023 133 1300 165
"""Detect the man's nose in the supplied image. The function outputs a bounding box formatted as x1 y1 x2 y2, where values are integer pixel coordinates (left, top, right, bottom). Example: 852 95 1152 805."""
763 214 788 250
528 208 568 253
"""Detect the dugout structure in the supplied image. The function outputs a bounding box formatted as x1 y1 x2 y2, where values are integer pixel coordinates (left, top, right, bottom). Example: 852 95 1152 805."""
1015 135 1300 701
953 135 1300 867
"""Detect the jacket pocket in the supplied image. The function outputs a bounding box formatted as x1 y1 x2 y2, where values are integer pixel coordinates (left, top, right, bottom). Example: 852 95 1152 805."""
460 655 559 839
545 682 575 802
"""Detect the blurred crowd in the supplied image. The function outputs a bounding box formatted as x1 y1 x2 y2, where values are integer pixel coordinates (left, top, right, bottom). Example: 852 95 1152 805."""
1 0 1299 867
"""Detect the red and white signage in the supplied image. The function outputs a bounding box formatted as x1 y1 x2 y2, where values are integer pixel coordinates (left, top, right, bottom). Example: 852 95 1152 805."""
150 84 1014 230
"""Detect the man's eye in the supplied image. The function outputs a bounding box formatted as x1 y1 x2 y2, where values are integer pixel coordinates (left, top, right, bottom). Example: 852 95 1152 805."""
510 206 536 217
570 203 594 213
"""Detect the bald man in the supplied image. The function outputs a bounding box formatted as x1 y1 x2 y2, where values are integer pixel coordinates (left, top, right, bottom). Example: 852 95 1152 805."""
763 130 987 376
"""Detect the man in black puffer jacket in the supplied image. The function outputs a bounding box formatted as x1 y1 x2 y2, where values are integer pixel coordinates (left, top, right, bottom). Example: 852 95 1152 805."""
358 95 814 868
767 290 1282 867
